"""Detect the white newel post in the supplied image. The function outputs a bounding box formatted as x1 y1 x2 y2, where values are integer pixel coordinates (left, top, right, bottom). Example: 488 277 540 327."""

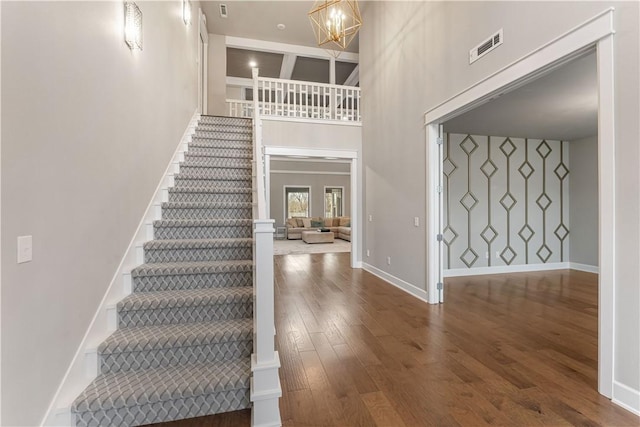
251 220 281 427
250 66 281 427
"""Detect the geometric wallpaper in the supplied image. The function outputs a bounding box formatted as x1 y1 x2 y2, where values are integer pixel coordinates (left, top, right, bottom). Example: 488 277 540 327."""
443 133 569 269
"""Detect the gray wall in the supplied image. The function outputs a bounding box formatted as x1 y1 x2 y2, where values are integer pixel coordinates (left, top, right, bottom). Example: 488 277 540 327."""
1 2 199 424
207 33 228 116
269 160 350 226
444 134 569 269
262 120 361 151
569 135 598 266
360 1 638 393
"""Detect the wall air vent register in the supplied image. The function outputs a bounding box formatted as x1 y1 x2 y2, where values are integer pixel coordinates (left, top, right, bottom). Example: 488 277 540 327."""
470 29 503 64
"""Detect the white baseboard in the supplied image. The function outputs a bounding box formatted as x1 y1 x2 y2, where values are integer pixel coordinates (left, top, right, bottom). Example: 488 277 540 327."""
362 263 428 303
41 110 199 427
444 262 571 277
569 262 600 274
613 381 640 416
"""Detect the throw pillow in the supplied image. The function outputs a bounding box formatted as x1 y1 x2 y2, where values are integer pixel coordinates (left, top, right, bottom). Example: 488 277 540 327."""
302 218 312 228
311 220 324 227
324 218 333 227
345 221 351 227
295 218 304 227
333 218 340 227
339 217 350 226
286 218 297 227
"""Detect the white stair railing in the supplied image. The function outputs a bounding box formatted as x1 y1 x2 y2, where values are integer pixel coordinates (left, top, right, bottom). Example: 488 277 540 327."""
249 67 281 427
227 99 253 118
226 76 361 123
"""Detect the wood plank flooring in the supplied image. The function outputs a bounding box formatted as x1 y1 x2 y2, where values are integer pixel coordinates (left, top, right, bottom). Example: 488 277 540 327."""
151 252 639 426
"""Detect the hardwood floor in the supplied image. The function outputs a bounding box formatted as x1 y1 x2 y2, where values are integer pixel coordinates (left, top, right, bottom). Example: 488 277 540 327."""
152 252 639 426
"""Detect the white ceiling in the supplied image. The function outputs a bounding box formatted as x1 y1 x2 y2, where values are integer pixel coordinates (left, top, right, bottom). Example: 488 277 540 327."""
444 52 597 141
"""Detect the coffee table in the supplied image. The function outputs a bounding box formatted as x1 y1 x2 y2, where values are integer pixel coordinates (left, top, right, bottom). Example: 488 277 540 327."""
301 230 335 244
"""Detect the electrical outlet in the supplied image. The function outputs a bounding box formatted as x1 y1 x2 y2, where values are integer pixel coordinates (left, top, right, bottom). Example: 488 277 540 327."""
366 249 370 257
17 235 33 263
485 251 489 259
369 214 373 222
387 256 391 265
414 217 420 227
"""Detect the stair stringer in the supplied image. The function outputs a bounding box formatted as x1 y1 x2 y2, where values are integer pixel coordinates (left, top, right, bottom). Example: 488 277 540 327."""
41 110 200 427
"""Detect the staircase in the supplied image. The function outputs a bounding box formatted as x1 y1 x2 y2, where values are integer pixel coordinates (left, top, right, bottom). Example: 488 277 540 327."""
71 116 255 426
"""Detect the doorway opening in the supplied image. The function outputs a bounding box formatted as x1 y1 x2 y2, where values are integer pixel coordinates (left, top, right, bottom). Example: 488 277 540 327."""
424 9 615 398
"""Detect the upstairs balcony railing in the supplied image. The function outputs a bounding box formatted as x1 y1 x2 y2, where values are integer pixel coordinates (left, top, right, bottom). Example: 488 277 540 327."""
227 73 361 123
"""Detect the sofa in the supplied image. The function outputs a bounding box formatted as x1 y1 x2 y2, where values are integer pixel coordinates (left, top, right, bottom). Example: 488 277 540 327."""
285 216 351 241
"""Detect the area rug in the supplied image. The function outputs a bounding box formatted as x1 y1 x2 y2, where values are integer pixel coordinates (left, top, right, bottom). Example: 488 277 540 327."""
273 238 351 255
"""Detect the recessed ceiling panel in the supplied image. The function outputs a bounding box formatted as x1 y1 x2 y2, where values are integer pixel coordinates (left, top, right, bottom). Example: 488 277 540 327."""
291 56 330 84
226 48 283 79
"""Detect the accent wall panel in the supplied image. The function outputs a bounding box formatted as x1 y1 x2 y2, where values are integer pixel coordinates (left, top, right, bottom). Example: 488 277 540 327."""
443 134 569 269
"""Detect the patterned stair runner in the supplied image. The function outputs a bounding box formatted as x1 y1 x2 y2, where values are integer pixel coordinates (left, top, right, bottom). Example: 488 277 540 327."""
71 116 254 426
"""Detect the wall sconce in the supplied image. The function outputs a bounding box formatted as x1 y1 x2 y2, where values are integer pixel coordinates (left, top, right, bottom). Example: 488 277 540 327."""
183 0 192 26
124 2 142 50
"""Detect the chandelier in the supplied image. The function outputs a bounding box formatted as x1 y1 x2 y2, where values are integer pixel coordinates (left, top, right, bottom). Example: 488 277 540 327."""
308 0 362 57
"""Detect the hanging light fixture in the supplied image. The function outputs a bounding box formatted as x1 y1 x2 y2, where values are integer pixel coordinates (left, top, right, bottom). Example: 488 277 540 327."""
308 0 362 57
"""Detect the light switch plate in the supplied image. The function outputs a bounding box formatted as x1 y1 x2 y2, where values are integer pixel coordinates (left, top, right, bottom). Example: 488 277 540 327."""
17 235 33 263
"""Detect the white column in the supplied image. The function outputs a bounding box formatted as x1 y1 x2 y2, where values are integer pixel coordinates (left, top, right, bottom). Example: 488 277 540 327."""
350 158 359 268
251 220 281 427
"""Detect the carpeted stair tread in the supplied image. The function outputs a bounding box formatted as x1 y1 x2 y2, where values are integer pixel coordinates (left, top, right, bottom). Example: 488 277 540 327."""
162 201 253 210
154 219 253 228
71 359 250 413
199 115 252 124
99 318 252 355
161 202 253 220
169 186 252 194
195 125 252 135
180 158 252 169
153 219 252 240
132 260 253 278
174 170 252 180
194 131 252 141
118 286 253 312
188 142 253 152
143 238 253 251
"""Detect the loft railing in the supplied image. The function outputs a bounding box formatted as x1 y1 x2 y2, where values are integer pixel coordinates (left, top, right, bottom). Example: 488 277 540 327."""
227 73 361 123
249 68 281 427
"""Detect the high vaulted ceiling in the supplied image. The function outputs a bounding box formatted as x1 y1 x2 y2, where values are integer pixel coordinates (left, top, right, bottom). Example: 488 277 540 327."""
201 1 359 53
201 1 360 85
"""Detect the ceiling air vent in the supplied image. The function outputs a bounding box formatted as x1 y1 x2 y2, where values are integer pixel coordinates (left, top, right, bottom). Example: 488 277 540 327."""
469 29 503 64
219 4 228 18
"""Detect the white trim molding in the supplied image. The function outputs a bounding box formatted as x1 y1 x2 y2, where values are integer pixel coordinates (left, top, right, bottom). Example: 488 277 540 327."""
444 262 571 278
261 116 362 128
271 170 349 176
613 381 640 416
41 110 200 426
265 146 358 160
362 263 429 303
423 8 616 400
569 263 600 274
